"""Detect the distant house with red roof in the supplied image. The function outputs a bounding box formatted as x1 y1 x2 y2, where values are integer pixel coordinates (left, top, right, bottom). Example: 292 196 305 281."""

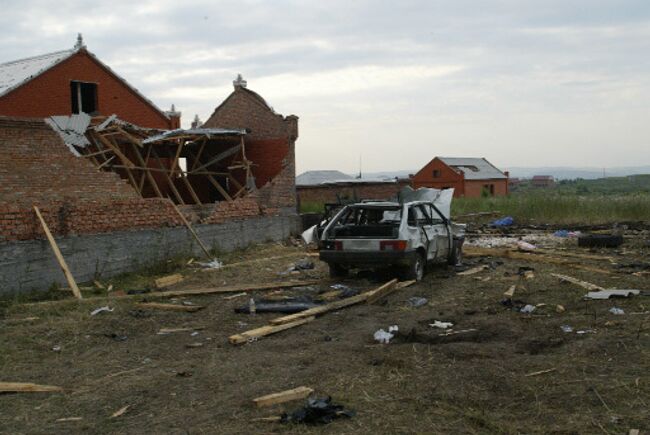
411 157 509 197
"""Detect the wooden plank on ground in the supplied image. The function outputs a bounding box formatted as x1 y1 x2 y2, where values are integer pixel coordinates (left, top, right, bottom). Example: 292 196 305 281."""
157 281 318 298
270 279 398 325
154 273 184 288
33 206 82 300
457 265 489 276
253 386 314 408
366 278 400 304
135 302 204 312
229 316 315 345
0 382 63 393
550 273 605 291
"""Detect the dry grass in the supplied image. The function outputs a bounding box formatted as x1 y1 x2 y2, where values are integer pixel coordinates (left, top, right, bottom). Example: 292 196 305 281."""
1 240 649 434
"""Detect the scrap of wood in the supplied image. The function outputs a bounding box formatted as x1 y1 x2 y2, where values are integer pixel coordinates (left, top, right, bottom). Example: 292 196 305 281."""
457 265 489 276
551 273 605 291
156 281 318 298
318 290 343 301
33 206 82 299
366 278 400 304
223 292 248 300
157 326 205 334
522 270 535 280
251 416 282 422
229 316 315 345
4 316 40 323
93 280 106 289
154 273 184 289
395 280 416 289
525 368 557 377
253 386 314 408
0 382 63 393
135 302 204 312
270 279 399 325
110 405 130 418
504 285 516 298
56 417 83 422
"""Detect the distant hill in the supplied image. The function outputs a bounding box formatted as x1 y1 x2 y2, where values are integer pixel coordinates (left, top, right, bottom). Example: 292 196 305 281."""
506 166 650 180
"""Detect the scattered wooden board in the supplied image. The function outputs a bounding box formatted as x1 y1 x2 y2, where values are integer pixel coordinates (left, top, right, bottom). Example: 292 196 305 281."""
366 279 400 304
229 316 315 345
253 386 314 408
110 405 130 418
157 326 205 334
457 265 489 276
504 285 516 298
0 382 63 393
56 417 83 422
135 302 204 312
550 273 605 291
156 281 318 298
154 274 184 289
269 279 398 326
525 368 557 377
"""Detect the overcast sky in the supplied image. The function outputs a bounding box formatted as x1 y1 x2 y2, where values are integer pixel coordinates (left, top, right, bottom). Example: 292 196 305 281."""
1 0 649 173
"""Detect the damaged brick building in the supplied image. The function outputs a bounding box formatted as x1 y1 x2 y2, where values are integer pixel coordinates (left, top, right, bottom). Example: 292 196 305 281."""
0 44 299 293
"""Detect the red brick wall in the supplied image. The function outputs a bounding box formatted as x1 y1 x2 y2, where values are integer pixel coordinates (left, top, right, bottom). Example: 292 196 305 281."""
201 197 260 224
297 181 409 204
0 50 172 129
464 180 508 197
202 86 298 211
0 116 138 203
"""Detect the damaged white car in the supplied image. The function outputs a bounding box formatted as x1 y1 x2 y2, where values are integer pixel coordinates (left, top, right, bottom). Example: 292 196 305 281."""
316 188 465 281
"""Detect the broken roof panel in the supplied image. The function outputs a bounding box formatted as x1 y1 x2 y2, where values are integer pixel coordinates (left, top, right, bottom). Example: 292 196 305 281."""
0 49 76 98
45 113 92 155
438 157 507 180
142 127 246 144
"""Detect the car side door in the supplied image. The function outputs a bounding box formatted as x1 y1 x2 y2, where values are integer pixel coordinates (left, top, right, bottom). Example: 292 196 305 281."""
425 203 450 260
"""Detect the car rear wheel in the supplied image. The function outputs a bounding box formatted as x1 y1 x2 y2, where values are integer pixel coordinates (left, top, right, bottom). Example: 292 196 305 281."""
328 263 348 278
404 251 425 281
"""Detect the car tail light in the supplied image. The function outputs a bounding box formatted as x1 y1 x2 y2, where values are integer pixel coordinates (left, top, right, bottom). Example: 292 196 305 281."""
380 240 407 251
321 241 343 250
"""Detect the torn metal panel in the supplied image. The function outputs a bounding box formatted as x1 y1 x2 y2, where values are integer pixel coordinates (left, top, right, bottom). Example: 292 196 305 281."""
45 113 92 155
398 186 455 219
584 289 641 300
142 127 246 144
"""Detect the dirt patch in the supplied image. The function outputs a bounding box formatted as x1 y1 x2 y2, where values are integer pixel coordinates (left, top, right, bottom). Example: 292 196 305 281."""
1 238 649 434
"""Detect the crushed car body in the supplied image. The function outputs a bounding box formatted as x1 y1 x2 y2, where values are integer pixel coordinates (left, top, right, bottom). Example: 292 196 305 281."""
317 187 465 280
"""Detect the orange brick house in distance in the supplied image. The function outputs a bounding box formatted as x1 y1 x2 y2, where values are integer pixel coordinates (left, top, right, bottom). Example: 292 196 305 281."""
412 157 509 197
0 35 178 129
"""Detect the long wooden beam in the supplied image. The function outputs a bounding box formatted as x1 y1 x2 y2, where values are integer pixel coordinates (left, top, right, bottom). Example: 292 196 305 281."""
169 200 212 259
190 144 241 173
33 206 82 300
149 148 185 205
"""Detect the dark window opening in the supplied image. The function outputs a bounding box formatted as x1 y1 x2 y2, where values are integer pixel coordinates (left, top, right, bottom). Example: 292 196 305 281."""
432 169 441 178
70 81 98 114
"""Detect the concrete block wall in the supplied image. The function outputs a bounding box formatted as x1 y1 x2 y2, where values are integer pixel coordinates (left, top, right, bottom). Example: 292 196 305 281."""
0 214 300 295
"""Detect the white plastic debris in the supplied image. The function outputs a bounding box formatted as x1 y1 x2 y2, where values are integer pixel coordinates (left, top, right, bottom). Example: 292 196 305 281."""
560 325 573 333
520 304 536 314
52 345 61 352
585 290 640 300
301 224 317 244
190 331 199 337
429 320 454 329
374 325 399 344
576 329 596 334
517 241 537 252
198 259 223 269
90 306 114 316
609 307 625 315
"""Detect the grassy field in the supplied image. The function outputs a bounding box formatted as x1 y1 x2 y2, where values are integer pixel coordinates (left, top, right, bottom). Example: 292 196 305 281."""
452 193 650 225
300 192 650 225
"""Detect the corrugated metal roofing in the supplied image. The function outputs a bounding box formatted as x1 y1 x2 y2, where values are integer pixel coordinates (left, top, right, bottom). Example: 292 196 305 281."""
438 157 507 180
142 127 246 144
296 170 354 186
44 113 92 156
0 49 76 98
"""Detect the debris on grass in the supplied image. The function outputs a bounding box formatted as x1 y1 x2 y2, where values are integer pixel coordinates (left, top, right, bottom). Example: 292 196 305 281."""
90 306 114 316
55 417 83 422
0 382 63 393
561 325 574 333
429 321 453 329
280 396 355 425
609 307 625 315
198 259 223 270
374 325 399 344
157 327 205 335
407 297 428 308
525 368 557 377
585 290 640 300
110 405 130 418
154 273 184 289
520 304 536 314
